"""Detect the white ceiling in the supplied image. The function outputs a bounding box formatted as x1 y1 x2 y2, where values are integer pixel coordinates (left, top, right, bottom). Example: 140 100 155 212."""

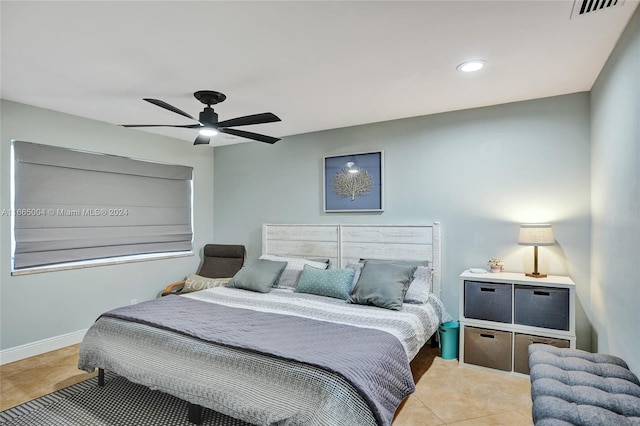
1 1 638 147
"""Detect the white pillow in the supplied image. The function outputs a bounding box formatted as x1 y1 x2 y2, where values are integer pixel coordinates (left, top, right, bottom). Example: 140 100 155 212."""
403 266 433 304
182 274 231 293
345 262 364 290
259 254 328 289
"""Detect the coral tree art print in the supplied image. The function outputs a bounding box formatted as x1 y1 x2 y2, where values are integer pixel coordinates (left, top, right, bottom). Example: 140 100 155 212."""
324 151 383 212
333 166 373 200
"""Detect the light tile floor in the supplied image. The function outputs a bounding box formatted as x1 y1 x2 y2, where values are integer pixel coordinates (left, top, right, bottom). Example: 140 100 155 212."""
0 344 95 411
396 346 533 425
0 344 533 425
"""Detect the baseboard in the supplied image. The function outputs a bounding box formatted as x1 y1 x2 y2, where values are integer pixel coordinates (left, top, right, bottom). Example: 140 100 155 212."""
0 328 88 365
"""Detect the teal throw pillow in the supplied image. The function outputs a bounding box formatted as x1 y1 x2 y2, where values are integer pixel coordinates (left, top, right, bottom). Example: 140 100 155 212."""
295 265 355 300
349 262 416 310
227 259 287 293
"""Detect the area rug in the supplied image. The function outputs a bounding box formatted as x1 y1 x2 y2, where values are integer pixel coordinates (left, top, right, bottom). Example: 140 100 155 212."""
0 371 252 425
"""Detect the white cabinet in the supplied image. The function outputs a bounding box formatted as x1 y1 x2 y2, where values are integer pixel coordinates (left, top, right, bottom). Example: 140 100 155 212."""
459 271 576 375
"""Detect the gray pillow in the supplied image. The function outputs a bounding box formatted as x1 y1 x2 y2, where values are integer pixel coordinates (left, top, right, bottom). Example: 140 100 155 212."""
354 260 432 303
227 259 287 293
259 255 328 289
348 262 417 310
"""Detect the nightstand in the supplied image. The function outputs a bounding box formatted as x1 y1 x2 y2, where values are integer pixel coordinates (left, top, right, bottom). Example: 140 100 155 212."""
459 270 576 375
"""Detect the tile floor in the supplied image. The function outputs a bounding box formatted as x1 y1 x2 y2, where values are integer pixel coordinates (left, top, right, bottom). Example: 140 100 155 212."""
0 344 96 412
0 344 533 425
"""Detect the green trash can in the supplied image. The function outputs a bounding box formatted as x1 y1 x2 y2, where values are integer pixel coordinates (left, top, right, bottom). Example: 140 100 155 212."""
439 321 460 360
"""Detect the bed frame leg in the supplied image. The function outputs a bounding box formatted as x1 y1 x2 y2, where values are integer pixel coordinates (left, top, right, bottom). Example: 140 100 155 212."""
430 331 439 348
188 403 203 425
98 368 105 386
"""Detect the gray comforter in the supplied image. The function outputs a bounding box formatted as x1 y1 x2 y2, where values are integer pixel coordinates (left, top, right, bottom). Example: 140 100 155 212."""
79 287 450 425
102 295 414 426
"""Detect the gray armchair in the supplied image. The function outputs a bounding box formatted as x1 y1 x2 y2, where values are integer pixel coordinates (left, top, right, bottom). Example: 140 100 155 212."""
161 244 246 296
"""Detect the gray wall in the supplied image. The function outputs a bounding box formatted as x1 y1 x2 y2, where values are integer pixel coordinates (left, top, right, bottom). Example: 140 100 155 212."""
0 100 214 350
3 11 637 373
590 7 640 375
214 93 593 350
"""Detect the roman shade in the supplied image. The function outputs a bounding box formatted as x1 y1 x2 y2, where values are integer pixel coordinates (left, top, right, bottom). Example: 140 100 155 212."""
12 141 193 270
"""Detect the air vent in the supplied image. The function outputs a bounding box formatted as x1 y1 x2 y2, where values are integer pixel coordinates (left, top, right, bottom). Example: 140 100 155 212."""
571 0 626 18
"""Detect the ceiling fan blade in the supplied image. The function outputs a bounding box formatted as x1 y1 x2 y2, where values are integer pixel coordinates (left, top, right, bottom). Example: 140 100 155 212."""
193 134 210 145
221 128 280 144
144 98 198 121
120 124 201 128
217 112 281 128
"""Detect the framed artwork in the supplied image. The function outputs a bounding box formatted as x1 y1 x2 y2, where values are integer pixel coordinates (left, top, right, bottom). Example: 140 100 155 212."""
323 151 384 212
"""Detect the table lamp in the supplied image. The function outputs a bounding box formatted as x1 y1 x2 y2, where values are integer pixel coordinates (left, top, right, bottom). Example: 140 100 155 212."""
518 224 554 278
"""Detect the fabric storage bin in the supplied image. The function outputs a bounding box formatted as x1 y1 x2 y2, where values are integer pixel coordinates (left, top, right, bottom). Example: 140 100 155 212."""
464 326 512 371
513 333 570 374
464 281 512 323
514 286 569 330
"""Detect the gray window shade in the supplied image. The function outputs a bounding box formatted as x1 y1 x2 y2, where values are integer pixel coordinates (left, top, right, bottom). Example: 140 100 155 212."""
12 141 193 270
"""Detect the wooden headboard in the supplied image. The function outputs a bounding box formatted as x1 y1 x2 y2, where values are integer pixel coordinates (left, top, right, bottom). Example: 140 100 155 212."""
262 223 442 297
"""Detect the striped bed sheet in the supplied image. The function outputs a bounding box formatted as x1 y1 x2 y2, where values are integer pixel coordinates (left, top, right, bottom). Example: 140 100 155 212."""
78 286 450 425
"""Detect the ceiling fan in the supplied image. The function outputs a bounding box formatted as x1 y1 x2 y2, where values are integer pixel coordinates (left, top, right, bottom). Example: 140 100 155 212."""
121 90 281 145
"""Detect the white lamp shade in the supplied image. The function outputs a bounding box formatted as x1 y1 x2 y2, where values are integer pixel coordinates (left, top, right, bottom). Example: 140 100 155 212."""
518 224 555 246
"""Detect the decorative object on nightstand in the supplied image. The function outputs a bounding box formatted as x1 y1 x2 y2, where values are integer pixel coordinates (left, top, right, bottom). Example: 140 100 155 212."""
518 223 555 278
487 257 504 273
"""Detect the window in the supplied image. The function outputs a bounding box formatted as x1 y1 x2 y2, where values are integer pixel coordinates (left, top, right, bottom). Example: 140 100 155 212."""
11 141 193 273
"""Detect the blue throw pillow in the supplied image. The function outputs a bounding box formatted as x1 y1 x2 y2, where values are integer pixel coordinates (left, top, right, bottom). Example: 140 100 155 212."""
295 265 356 300
227 259 287 293
349 262 416 310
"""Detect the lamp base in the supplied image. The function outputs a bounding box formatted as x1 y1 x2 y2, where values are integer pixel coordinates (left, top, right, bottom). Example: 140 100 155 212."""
525 272 547 278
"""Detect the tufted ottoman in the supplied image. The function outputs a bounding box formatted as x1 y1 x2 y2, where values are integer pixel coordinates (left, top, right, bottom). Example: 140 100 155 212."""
528 344 640 425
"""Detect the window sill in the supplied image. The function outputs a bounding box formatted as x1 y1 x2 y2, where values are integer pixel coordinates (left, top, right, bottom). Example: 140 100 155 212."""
11 251 194 276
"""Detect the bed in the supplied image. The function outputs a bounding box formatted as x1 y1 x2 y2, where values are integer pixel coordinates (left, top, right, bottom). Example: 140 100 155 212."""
78 223 450 426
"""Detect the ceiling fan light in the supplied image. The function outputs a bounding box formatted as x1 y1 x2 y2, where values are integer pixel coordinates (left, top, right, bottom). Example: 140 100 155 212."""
457 60 486 72
199 128 218 137
122 91 280 144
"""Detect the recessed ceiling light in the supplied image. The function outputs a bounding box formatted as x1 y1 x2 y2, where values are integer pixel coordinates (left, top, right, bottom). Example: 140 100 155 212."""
457 60 486 72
